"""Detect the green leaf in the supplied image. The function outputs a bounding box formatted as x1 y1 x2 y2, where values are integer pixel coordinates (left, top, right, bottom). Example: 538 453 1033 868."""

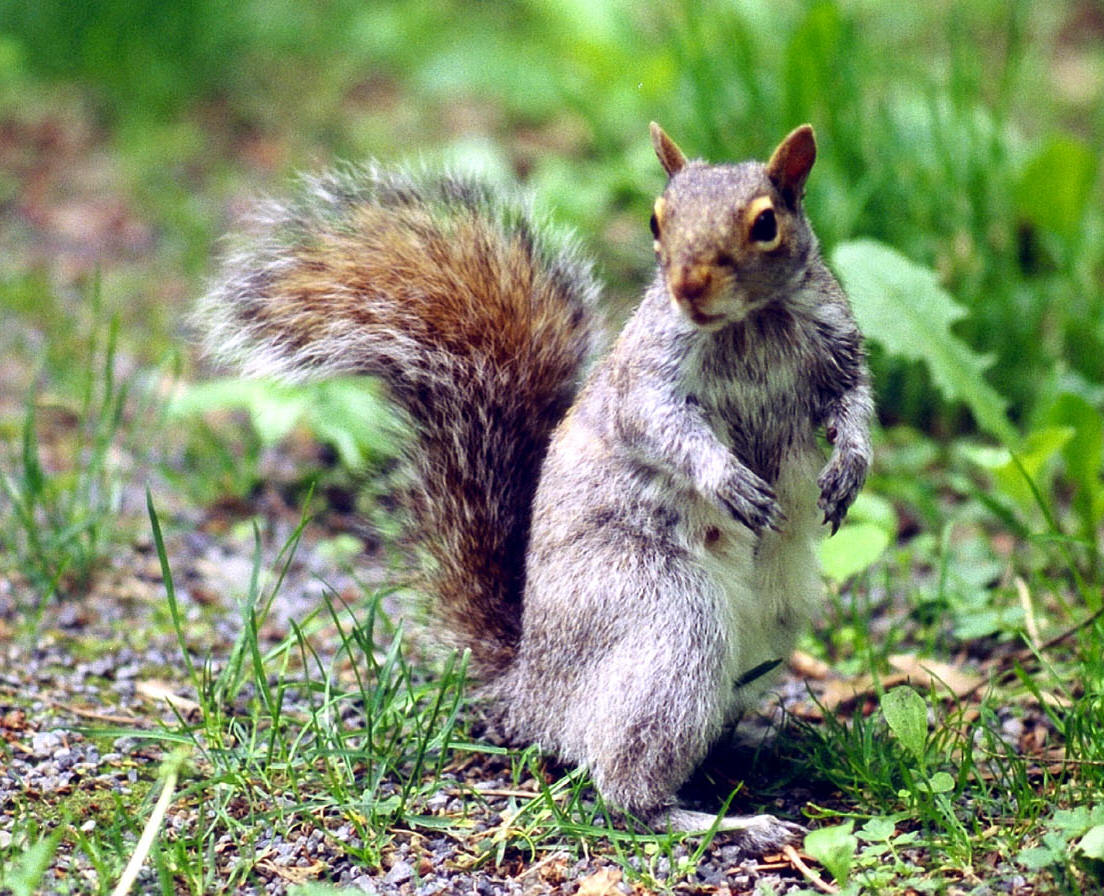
804 821 858 886
819 522 890 582
880 685 928 763
1051 806 1102 833
964 425 1074 514
857 816 898 843
1016 136 1098 239
1017 845 1062 871
846 492 897 532
1046 392 1104 533
169 377 400 470
925 771 955 794
1047 393 1104 488
1077 824 1104 863
831 239 1015 443
305 378 401 469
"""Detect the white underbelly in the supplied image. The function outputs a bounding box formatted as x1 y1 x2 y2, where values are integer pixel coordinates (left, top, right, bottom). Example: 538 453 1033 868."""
695 447 825 714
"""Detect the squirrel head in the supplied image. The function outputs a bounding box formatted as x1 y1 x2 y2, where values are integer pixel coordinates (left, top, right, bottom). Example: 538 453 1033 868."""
648 123 819 330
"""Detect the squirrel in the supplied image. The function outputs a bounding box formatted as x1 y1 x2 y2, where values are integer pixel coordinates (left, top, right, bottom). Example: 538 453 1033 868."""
198 123 873 851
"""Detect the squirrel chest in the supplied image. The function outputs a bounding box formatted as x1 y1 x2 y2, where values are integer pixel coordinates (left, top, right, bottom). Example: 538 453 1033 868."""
686 302 828 483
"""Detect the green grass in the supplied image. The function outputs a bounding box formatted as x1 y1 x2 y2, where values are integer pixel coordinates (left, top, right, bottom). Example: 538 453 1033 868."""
1 0 1102 893
0 279 130 608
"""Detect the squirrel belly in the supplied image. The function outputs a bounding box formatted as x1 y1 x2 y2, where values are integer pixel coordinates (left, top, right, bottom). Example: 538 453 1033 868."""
199 125 873 843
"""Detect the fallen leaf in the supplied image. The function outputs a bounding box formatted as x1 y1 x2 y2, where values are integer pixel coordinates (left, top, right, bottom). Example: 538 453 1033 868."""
1 709 28 734
888 654 984 698
799 672 910 718
576 867 624 896
257 858 327 884
790 650 831 679
136 680 202 717
794 654 985 720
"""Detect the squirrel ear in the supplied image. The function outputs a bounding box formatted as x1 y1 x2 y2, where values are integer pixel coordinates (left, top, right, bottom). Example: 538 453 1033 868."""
766 124 817 202
651 122 687 177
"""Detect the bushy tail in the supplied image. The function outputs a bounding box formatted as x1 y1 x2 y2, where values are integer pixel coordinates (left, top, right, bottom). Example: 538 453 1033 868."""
199 165 602 677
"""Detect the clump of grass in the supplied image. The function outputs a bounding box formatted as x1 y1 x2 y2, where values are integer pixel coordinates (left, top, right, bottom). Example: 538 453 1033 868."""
0 278 129 608
143 493 471 874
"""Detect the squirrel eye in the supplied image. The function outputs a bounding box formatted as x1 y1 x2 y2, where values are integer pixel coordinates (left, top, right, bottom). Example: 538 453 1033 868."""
649 212 660 239
749 207 778 244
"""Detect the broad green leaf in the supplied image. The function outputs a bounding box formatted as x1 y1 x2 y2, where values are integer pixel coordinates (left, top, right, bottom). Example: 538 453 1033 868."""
965 425 1074 513
831 239 1015 443
804 821 857 886
857 816 898 843
1016 136 1098 239
250 391 312 446
307 379 402 469
1077 824 1104 862
881 685 928 763
1052 806 1102 832
1047 393 1104 490
169 377 399 470
925 771 955 794
847 492 897 533
1017 845 1062 871
819 522 890 582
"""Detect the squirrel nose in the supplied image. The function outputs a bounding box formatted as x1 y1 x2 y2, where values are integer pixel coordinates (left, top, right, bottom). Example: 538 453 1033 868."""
669 264 712 303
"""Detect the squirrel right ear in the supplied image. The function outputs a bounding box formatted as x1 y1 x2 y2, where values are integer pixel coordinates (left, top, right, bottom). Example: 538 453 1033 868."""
766 124 817 203
651 122 687 177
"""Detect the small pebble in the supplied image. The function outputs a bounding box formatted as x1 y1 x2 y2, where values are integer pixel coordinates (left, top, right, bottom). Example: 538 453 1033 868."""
383 859 413 886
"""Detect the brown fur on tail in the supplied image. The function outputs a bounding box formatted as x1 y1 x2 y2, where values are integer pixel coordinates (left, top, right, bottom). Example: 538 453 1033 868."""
199 166 602 676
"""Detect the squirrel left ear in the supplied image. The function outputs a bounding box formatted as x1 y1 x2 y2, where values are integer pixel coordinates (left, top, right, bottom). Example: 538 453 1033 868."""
766 124 816 203
651 122 687 177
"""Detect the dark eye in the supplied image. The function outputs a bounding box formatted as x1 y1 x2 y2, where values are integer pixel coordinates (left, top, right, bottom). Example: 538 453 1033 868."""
649 212 660 239
749 207 777 244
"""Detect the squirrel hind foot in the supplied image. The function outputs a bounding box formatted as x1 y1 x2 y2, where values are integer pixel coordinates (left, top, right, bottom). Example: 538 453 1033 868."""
654 808 806 853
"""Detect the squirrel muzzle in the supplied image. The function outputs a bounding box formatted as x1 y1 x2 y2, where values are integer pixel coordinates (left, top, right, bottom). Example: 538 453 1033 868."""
668 263 729 328
670 263 713 302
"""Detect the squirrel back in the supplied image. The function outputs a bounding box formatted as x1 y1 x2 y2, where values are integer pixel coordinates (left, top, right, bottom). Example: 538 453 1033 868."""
199 166 602 675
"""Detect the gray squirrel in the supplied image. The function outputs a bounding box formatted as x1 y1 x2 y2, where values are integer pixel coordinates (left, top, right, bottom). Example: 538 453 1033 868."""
199 123 873 851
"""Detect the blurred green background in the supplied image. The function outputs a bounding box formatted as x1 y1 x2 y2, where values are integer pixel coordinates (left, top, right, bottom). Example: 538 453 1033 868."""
1 0 1101 434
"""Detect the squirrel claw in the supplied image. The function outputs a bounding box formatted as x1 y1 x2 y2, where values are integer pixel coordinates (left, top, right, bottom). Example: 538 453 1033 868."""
820 508 843 535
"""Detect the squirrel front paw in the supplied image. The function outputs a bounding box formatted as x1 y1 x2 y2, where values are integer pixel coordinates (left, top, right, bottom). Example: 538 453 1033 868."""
713 462 784 535
817 450 869 534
